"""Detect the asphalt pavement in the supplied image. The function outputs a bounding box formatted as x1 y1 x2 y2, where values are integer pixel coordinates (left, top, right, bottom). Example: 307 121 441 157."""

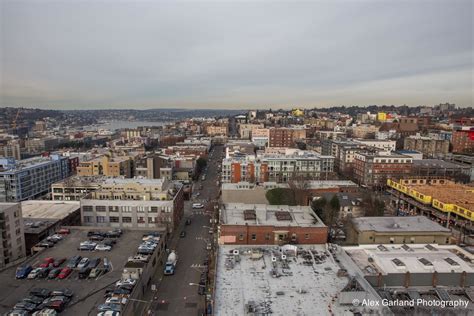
148 145 223 316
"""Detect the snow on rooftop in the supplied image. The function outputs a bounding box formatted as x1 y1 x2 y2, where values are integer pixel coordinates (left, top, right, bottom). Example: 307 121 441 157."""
215 245 349 316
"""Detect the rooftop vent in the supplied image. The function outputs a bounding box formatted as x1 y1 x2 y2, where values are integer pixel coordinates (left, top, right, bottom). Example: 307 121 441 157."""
275 211 292 221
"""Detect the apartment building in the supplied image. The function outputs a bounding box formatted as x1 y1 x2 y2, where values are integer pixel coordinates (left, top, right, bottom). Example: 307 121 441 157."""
251 128 270 147
51 176 103 201
76 155 134 178
80 178 184 232
403 135 450 158
353 152 412 188
353 139 396 151
351 125 378 139
452 127 474 154
238 123 264 139
268 127 306 147
0 138 21 160
206 124 228 136
222 149 334 183
0 203 26 268
0 155 70 202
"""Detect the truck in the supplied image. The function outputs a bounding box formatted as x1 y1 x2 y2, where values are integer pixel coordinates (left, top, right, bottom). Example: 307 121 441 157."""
164 251 178 275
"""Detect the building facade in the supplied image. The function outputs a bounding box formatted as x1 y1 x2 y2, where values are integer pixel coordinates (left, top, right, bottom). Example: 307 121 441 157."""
0 155 70 202
353 152 412 188
0 203 26 268
403 136 450 158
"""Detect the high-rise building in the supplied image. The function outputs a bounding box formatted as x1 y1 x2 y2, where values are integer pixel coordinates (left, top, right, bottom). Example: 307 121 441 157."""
0 203 26 268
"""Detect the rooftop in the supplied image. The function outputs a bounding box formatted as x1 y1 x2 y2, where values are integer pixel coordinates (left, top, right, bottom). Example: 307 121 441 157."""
21 200 80 220
351 216 451 233
305 180 358 190
215 245 349 316
344 244 474 275
413 159 469 169
220 203 325 227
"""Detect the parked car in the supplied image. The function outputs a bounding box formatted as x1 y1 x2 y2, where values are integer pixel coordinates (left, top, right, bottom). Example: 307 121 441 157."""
30 288 51 298
36 241 54 248
185 219 191 225
7 309 29 316
103 239 116 246
38 267 51 279
27 267 43 279
22 296 43 305
105 231 121 238
88 268 103 279
48 268 61 279
79 267 92 279
89 235 105 241
66 255 82 268
88 258 101 268
39 257 55 268
57 228 70 235
58 267 72 279
115 278 136 287
180 231 186 238
13 302 37 312
95 244 112 251
98 303 122 312
16 265 33 279
192 203 204 209
77 257 89 269
105 296 128 305
32 309 57 316
50 289 73 297
53 258 66 267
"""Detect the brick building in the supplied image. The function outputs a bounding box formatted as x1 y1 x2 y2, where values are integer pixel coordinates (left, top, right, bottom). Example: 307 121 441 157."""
353 152 412 188
219 203 328 245
268 127 306 147
452 128 474 154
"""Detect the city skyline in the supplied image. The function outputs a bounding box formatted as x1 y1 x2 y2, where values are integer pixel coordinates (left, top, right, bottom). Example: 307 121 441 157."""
1 0 473 110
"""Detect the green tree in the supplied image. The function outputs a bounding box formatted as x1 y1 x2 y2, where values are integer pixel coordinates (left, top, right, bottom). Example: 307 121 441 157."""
311 196 327 220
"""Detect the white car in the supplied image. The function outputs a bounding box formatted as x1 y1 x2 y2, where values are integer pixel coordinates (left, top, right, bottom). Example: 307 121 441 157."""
77 257 89 269
105 296 128 305
27 267 43 279
192 203 204 209
95 244 112 251
116 278 136 287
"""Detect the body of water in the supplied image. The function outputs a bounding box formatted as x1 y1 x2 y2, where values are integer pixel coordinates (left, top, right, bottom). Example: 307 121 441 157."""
83 120 168 131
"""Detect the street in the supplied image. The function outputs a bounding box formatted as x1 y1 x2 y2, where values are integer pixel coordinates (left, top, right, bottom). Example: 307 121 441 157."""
150 145 223 316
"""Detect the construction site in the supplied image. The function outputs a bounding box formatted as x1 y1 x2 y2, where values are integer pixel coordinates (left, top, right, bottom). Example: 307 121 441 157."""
387 178 474 241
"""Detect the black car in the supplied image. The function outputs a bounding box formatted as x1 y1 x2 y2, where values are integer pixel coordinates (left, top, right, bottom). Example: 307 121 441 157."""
48 268 61 279
89 258 101 268
103 239 116 246
79 267 92 279
22 296 43 305
50 289 73 298
180 231 186 238
37 267 50 278
185 219 191 225
89 235 104 241
66 255 82 268
30 288 51 298
105 231 121 238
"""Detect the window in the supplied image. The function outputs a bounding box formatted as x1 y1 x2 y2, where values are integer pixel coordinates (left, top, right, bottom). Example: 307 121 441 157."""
148 217 157 223
96 216 107 223
265 233 271 241
150 207 158 213
83 206 93 213
122 217 132 223
109 206 119 212
96 205 106 212
251 234 256 241
238 233 244 241
110 216 119 223
83 216 93 223
305 234 310 240
137 217 145 223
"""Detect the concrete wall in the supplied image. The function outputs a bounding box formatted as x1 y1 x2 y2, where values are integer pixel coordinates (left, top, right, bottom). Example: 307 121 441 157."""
366 272 474 287
220 224 328 245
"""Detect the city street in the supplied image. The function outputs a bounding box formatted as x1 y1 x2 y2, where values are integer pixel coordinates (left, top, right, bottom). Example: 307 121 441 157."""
150 145 223 316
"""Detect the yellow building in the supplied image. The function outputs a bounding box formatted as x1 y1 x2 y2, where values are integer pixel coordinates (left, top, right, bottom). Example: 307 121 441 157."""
292 108 304 117
377 112 387 121
77 155 133 178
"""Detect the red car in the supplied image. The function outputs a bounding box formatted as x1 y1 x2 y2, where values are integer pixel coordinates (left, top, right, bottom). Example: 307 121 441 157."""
57 228 70 235
58 267 72 279
39 257 54 268
53 258 66 267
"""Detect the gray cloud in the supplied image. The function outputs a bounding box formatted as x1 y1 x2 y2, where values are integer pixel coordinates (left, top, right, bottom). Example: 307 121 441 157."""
1 0 472 109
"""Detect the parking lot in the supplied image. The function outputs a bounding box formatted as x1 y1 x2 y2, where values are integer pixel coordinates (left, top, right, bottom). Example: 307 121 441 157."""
0 228 149 315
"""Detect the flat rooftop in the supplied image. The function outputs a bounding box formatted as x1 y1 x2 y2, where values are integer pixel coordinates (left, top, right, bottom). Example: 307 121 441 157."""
0 202 17 212
220 203 325 227
413 159 469 169
352 216 451 233
305 180 358 189
405 182 474 211
344 244 474 275
21 200 80 220
215 245 349 316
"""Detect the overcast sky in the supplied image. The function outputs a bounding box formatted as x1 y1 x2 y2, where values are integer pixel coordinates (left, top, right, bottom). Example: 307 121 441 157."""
1 0 472 110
